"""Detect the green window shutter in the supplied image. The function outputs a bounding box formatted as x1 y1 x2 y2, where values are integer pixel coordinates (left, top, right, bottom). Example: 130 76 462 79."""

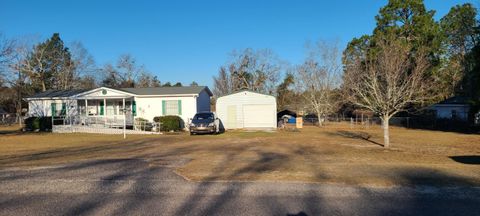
132 101 137 116
100 101 104 116
162 100 166 115
51 103 56 117
178 100 182 115
61 103 66 116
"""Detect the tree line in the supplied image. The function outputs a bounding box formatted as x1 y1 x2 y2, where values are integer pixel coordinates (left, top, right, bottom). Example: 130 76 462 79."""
212 1 479 147
0 33 197 120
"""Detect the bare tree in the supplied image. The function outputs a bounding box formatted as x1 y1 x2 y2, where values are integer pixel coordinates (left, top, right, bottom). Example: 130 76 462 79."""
343 40 431 148
101 54 150 88
0 33 16 72
116 54 140 87
2 36 35 126
136 71 161 88
295 40 342 126
68 42 98 89
213 67 231 96
213 48 282 97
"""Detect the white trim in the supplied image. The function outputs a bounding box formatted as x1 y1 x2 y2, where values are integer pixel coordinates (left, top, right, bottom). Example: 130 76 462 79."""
134 94 199 98
74 87 136 98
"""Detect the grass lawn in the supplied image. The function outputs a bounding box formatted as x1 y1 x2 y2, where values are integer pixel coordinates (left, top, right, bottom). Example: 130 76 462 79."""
1 123 479 187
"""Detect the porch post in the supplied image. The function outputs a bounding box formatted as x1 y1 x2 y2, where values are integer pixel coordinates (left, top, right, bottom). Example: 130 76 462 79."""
84 99 87 116
123 98 126 139
104 98 107 126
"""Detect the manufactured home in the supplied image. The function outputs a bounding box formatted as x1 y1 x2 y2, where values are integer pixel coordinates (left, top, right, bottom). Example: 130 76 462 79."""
25 86 212 128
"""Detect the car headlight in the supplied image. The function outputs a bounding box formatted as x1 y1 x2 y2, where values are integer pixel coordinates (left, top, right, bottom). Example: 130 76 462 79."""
189 123 195 127
208 122 215 127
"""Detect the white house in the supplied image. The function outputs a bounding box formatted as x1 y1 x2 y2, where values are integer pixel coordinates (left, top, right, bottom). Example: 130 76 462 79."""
429 96 470 121
216 90 276 130
25 86 212 127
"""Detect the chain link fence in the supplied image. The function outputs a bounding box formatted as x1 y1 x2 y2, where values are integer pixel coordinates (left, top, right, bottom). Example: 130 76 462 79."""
300 114 479 132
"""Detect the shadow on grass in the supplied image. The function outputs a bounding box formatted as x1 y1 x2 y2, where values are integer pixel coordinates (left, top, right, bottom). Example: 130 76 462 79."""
0 156 480 215
327 130 384 147
450 155 480 165
1 136 480 215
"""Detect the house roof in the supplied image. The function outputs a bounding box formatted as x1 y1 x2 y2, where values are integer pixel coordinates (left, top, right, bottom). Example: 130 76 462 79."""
217 90 274 99
120 86 212 96
25 89 91 99
25 86 212 99
277 109 297 119
436 96 471 105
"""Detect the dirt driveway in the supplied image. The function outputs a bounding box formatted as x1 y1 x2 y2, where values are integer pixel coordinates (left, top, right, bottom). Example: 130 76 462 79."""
1 123 479 186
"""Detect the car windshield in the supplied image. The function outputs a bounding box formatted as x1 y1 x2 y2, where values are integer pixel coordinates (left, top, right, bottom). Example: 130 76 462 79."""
194 113 214 120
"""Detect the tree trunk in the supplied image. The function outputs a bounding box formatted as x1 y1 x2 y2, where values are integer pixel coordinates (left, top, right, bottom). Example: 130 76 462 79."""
382 116 390 148
41 81 46 92
316 111 323 126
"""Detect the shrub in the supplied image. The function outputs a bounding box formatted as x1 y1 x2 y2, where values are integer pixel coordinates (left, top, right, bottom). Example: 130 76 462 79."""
24 117 52 131
153 115 183 132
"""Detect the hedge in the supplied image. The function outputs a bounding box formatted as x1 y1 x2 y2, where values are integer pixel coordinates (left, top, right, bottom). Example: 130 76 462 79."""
153 115 183 132
24 117 53 131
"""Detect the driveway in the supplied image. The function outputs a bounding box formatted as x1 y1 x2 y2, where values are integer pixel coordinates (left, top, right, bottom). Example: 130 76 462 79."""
0 159 479 216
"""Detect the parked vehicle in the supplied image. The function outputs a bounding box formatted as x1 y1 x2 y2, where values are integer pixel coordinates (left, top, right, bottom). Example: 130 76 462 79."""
189 112 220 135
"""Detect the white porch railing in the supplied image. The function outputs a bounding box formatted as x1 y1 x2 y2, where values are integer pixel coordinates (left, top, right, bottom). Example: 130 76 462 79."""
53 114 161 134
79 115 134 127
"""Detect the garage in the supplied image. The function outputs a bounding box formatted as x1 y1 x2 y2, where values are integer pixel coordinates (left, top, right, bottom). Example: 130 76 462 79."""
216 91 277 130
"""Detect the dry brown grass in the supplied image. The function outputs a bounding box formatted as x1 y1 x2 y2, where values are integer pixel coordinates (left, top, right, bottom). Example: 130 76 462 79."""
1 123 479 186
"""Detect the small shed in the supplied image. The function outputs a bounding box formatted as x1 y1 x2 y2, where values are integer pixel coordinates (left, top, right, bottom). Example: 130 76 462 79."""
277 109 297 123
216 90 277 130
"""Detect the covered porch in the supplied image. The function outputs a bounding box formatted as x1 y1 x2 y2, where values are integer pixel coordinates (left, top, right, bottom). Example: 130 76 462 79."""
73 88 137 128
75 98 135 127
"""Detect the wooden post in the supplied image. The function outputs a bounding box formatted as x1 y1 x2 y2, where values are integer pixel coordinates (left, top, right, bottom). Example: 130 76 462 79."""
296 111 303 129
123 98 126 139
104 98 107 126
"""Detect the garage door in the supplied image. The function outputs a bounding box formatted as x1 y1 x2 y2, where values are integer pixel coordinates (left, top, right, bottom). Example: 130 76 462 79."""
243 104 275 128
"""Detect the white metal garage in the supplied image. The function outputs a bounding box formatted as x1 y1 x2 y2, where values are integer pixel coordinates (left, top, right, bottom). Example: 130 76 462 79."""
216 91 277 130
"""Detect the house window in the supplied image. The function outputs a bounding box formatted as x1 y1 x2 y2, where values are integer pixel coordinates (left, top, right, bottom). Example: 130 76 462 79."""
451 110 457 119
163 100 182 115
51 103 66 117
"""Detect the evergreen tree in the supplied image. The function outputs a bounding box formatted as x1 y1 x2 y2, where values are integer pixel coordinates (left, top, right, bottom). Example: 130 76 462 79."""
439 3 479 97
22 33 74 92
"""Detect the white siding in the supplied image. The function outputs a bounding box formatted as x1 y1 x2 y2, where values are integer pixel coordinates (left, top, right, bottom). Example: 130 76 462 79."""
216 91 276 129
134 96 197 126
28 99 78 117
196 89 211 113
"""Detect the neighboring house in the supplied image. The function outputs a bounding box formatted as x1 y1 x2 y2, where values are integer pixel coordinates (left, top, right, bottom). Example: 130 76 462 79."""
216 90 276 130
429 96 471 121
25 86 212 127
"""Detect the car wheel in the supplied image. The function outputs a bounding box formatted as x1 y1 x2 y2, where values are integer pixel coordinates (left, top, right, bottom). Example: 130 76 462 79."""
190 132 195 135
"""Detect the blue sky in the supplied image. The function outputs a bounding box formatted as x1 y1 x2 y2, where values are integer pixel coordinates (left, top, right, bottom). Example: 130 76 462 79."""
1 0 476 87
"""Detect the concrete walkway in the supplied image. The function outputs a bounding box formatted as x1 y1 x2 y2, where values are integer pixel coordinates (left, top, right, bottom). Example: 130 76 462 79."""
1 159 479 216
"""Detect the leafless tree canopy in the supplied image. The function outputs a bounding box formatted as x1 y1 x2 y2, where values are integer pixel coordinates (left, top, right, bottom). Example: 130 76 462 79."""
295 40 342 125
343 40 431 147
213 48 282 97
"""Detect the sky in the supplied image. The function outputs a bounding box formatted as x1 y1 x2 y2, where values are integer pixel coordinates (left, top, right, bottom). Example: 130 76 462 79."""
1 0 477 87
